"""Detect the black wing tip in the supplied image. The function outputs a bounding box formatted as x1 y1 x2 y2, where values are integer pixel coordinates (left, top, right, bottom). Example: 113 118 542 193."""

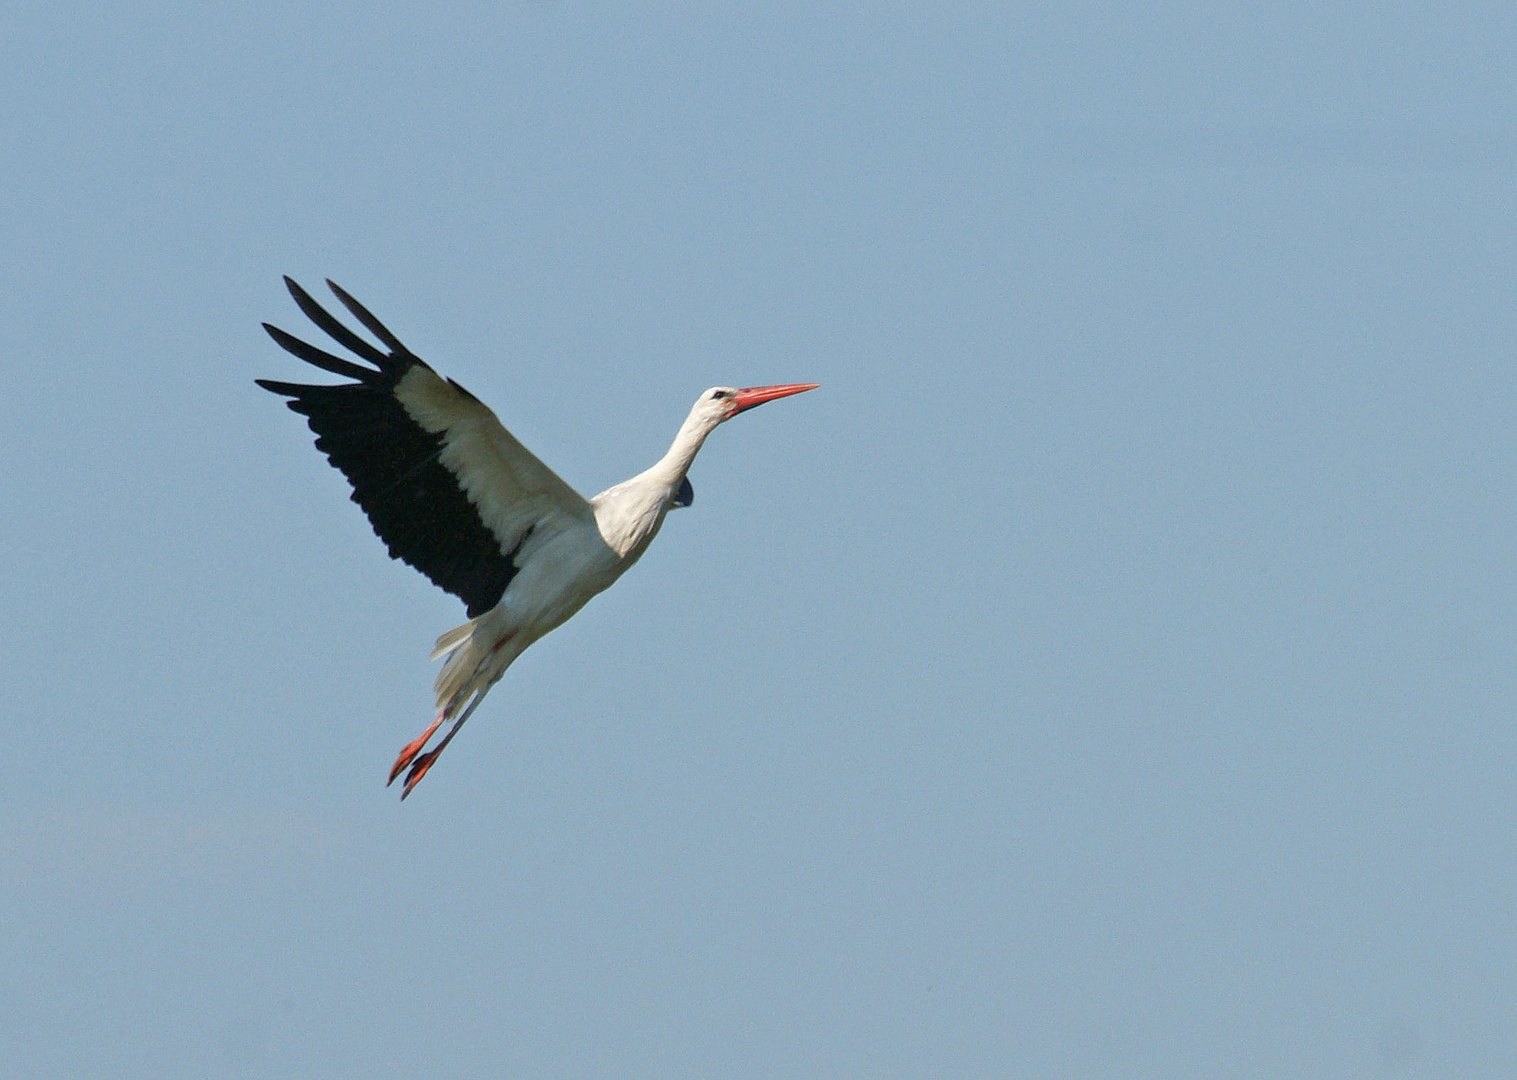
325 278 357 305
323 279 361 317
263 322 378 382
322 278 420 361
255 377 319 400
284 276 323 314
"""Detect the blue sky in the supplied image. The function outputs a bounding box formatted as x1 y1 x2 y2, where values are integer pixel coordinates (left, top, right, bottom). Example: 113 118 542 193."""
3 3 1516 1076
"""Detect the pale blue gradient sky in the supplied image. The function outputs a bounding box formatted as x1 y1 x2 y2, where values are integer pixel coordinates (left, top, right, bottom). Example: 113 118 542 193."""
3 3 1516 1077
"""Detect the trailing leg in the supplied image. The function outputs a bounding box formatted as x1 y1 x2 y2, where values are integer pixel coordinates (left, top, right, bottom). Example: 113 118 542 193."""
400 689 489 799
388 710 445 785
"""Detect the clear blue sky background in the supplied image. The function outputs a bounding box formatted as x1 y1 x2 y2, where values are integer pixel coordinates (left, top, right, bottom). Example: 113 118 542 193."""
3 3 1515 1077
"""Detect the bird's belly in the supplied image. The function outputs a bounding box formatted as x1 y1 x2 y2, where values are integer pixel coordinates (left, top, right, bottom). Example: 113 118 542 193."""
502 530 625 638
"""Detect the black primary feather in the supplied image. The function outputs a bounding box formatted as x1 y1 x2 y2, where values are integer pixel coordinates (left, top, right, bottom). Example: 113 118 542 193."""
257 279 524 617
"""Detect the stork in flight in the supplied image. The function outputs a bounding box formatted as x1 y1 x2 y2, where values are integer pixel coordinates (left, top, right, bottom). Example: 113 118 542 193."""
257 277 817 798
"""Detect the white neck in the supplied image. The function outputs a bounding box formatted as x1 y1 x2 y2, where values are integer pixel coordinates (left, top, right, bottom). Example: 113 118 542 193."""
644 403 722 490
591 400 723 559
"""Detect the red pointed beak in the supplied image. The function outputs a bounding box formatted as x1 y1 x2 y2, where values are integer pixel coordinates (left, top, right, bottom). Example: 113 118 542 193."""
730 383 819 415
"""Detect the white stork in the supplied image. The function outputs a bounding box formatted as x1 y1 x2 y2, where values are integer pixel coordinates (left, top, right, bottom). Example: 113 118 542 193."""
258 277 817 798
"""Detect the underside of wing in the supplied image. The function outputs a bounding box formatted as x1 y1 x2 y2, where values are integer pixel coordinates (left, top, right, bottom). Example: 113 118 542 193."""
257 278 593 617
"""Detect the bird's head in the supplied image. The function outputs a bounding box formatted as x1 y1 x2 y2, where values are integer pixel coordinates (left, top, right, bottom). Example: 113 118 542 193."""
669 383 818 500
696 383 820 427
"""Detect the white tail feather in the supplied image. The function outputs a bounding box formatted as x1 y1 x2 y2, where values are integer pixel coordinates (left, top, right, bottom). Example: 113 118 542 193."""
434 642 481 711
431 618 477 661
430 617 526 721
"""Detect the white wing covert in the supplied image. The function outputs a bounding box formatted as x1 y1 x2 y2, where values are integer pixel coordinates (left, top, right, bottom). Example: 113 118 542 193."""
256 277 594 617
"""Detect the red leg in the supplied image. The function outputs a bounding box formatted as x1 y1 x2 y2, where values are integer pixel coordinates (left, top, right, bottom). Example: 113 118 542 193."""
400 747 443 799
397 688 489 799
401 716 468 799
388 712 444 785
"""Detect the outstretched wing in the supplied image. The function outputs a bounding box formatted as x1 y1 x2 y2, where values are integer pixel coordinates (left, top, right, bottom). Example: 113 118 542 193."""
257 277 595 617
